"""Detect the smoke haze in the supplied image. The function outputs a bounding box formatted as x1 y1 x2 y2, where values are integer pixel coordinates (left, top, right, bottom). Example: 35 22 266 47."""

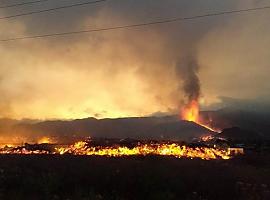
0 0 270 119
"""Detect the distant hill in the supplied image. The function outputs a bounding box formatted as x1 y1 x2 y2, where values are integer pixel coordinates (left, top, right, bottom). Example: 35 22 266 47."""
217 127 262 141
0 116 214 143
200 108 270 139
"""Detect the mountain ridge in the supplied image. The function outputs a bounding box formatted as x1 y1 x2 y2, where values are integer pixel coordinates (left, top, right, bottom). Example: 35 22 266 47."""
0 116 213 142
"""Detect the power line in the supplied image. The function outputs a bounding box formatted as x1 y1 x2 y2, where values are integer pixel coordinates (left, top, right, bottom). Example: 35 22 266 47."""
0 0 50 9
1 5 270 42
0 0 108 20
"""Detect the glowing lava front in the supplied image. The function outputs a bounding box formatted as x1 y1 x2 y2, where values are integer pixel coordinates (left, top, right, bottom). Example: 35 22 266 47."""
0 141 244 160
55 141 232 160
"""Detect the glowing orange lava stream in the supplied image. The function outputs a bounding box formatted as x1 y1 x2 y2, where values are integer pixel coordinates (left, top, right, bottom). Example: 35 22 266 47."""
0 141 245 160
55 141 233 160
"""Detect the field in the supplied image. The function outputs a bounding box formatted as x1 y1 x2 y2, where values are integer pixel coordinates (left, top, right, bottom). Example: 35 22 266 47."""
0 154 270 200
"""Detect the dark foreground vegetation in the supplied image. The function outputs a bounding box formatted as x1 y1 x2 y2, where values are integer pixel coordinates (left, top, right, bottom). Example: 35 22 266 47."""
0 154 270 200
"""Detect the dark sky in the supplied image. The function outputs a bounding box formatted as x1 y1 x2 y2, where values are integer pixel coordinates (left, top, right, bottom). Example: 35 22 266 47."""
0 0 269 119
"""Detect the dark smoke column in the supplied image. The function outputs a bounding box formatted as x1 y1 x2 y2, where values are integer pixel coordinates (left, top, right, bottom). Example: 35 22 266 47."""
176 56 201 105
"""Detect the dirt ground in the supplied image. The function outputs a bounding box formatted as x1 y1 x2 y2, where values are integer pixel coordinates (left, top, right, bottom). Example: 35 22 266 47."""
0 153 269 200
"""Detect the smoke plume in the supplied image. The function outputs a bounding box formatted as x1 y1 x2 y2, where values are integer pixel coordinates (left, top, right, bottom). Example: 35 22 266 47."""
176 56 201 103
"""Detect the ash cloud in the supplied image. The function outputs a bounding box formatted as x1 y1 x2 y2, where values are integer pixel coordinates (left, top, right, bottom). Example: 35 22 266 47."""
0 0 269 119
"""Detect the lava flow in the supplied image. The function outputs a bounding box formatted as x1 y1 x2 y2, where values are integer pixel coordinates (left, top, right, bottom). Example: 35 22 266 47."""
0 141 244 160
55 141 232 160
181 100 220 133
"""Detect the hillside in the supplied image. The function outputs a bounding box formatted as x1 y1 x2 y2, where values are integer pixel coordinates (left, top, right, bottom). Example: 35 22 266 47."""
0 116 213 143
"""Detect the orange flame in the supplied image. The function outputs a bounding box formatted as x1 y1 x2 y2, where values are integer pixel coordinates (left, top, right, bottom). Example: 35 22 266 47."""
181 100 199 123
181 100 220 133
